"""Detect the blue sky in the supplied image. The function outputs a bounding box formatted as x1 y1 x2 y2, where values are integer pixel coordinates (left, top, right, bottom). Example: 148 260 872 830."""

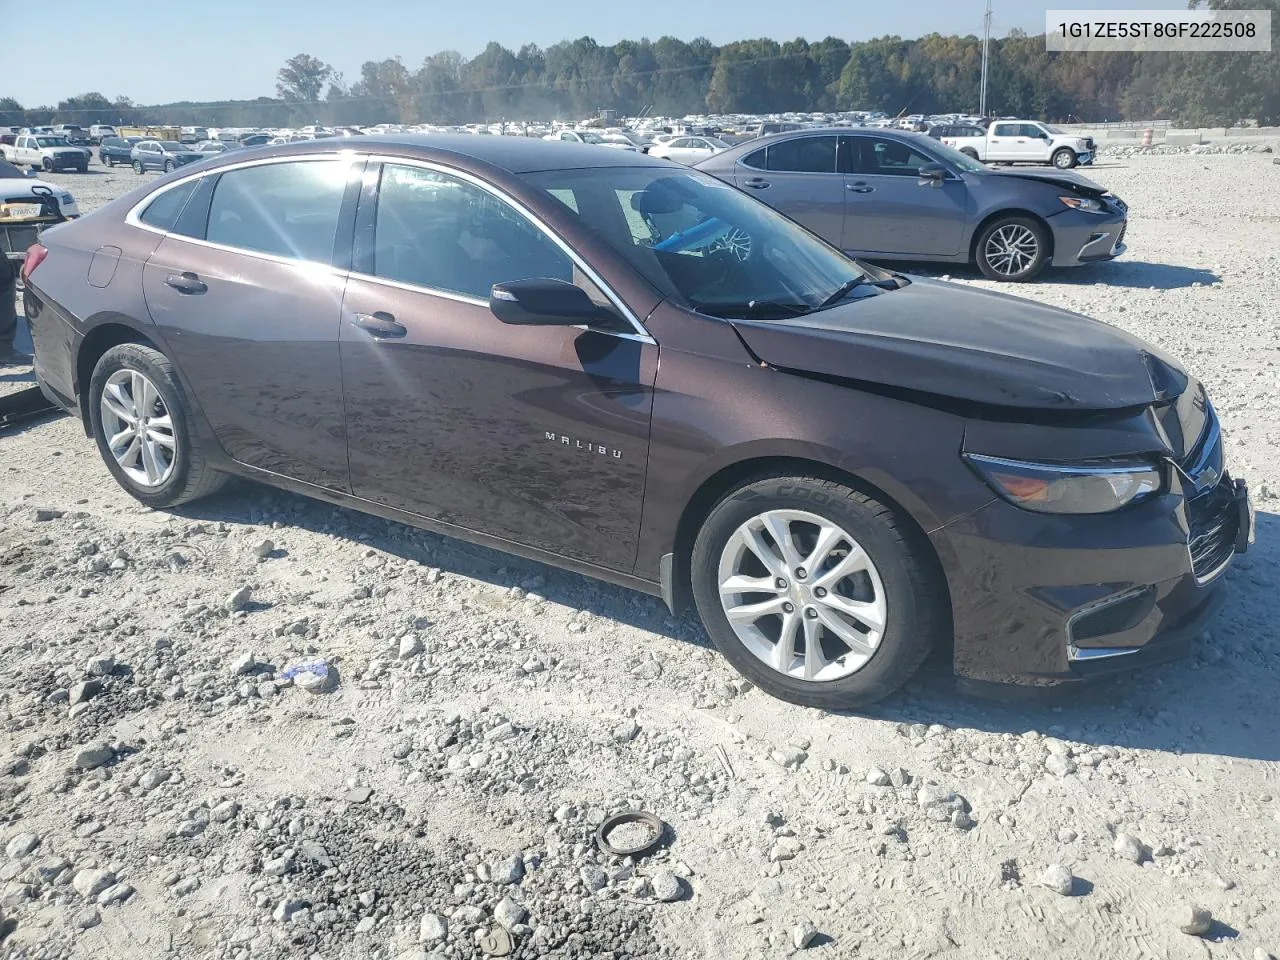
8 0 1186 106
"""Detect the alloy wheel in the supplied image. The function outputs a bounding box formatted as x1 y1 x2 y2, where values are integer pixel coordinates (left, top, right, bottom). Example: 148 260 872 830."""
99 369 177 487
716 509 888 682
983 224 1040 277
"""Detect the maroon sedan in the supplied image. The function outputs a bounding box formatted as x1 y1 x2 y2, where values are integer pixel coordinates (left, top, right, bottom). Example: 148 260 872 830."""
20 136 1251 707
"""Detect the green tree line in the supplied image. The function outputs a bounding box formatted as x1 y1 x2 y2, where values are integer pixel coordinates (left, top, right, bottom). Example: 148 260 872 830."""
2 3 1276 130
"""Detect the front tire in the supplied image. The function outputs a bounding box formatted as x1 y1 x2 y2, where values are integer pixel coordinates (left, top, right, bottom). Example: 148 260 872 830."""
690 476 946 709
164 159 175 173
975 215 1049 281
133 160 144 174
42 157 54 172
1052 147 1078 169
89 343 227 509
103 155 114 167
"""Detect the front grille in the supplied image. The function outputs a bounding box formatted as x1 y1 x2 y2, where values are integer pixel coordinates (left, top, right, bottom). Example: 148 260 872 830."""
1187 479 1238 581
1181 406 1236 582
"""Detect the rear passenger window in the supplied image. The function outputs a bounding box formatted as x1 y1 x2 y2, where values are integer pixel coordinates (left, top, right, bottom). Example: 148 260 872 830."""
741 149 766 169
205 160 348 262
766 137 838 173
138 180 198 231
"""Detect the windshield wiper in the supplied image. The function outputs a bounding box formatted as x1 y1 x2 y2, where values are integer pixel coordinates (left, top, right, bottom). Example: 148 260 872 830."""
818 277 871 309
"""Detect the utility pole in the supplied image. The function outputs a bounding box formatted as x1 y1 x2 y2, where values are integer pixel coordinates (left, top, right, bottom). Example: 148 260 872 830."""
979 0 992 117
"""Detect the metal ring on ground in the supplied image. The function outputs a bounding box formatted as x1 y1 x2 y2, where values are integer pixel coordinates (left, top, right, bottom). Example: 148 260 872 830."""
595 810 666 858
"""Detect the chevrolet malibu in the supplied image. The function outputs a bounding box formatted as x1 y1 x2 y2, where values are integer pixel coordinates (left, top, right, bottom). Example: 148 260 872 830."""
21 137 1252 707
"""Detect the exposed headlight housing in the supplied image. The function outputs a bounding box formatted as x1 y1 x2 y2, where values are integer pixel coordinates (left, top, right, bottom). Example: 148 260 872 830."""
965 454 1162 514
1060 196 1107 214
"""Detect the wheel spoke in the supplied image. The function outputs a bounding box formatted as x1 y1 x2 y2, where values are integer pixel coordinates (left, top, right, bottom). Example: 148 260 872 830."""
140 435 163 484
118 435 142 469
724 595 788 623
772 612 801 671
761 513 803 570
811 546 870 589
146 427 176 449
813 606 877 658
739 525 787 579
802 615 828 681
719 573 779 597
107 426 135 454
818 591 886 634
802 521 846 573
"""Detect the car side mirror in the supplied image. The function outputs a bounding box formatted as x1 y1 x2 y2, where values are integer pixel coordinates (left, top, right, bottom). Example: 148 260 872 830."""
490 278 623 330
917 163 948 187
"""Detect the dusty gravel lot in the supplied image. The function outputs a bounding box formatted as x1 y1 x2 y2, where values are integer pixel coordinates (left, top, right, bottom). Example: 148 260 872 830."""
1 154 1278 960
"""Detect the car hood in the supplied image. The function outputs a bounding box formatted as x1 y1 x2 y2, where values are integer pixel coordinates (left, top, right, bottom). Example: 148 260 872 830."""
730 277 1186 411
981 167 1108 196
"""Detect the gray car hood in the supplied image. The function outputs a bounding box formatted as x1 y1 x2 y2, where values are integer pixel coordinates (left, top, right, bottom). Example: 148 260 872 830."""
731 278 1186 411
982 167 1110 196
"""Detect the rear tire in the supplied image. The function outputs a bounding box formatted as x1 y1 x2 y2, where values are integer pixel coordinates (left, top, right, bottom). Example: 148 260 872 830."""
1052 147 1078 169
975 215 1050 282
103 155 114 167
690 475 946 709
88 343 228 509
960 147 979 160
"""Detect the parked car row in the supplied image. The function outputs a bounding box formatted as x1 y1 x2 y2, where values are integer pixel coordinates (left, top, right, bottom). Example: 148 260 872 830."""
0 134 91 173
18 135 1250 710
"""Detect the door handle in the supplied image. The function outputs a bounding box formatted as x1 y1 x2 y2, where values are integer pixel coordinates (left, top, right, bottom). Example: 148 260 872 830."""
846 182 874 194
742 177 770 189
352 311 407 339
163 272 207 295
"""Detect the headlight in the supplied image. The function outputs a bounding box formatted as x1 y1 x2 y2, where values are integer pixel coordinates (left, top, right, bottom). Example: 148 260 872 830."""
1060 196 1107 214
965 454 1162 514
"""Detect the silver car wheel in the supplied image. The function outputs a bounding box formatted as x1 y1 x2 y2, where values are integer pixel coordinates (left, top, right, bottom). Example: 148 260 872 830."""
100 369 177 488
717 509 888 682
984 224 1039 277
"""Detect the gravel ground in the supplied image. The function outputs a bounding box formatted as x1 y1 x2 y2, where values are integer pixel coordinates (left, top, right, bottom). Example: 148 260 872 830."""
1 154 1278 960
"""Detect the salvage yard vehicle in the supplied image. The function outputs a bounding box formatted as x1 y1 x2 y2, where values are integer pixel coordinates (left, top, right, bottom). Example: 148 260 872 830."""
88 124 118 144
20 136 1251 708
648 135 732 164
1 134 91 173
130 140 203 174
697 129 1126 281
99 136 144 167
0 160 80 219
941 120 1095 168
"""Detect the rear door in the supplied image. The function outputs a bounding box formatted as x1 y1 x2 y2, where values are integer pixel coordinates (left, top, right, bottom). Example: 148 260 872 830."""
139 156 360 490
338 160 657 571
840 135 968 257
733 135 845 248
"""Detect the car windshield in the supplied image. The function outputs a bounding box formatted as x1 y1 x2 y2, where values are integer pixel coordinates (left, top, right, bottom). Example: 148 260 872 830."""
929 140 988 173
35 137 71 148
158 141 185 151
523 166 868 319
705 138 731 150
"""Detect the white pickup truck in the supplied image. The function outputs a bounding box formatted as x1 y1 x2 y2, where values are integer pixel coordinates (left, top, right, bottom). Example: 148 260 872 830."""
0 133 91 173
941 120 1095 169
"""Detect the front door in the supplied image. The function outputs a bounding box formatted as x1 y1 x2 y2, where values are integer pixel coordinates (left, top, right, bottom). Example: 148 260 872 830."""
339 161 657 572
141 156 359 490
840 136 968 257
734 135 846 248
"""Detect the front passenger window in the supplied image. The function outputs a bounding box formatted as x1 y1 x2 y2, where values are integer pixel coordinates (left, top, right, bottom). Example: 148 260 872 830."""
372 163 573 301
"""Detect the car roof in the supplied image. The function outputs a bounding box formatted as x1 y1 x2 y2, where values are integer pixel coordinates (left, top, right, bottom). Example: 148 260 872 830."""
700 126 940 166
196 134 671 176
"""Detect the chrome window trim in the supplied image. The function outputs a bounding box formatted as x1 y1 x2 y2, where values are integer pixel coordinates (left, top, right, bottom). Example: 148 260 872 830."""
363 154 654 344
122 149 655 345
